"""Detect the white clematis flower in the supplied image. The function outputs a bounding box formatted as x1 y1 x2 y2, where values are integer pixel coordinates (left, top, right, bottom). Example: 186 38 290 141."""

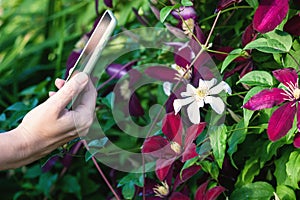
173 78 232 124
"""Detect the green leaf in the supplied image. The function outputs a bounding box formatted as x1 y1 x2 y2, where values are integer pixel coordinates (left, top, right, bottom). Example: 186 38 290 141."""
243 86 266 126
61 175 81 199
227 121 247 168
265 29 293 53
209 125 227 168
37 173 58 197
181 0 193 6
180 157 199 178
235 157 260 187
238 70 273 86
87 137 108 148
245 0 258 8
244 38 285 53
24 165 42 179
285 150 300 189
160 4 180 23
284 49 300 69
122 182 135 200
231 182 275 200
221 48 243 73
274 147 293 186
244 30 293 54
276 185 296 200
199 160 219 180
118 173 144 187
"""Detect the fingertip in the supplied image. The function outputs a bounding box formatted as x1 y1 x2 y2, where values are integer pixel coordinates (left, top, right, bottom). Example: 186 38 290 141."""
49 91 56 97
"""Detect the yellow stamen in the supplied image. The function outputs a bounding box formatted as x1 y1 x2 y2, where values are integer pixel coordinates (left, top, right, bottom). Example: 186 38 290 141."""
293 88 300 100
153 181 169 198
182 18 195 38
170 141 181 154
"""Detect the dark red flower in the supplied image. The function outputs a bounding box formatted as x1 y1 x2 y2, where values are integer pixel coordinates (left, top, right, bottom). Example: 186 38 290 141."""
253 0 289 33
195 180 225 200
142 112 205 180
243 68 300 144
284 13 300 36
216 0 243 12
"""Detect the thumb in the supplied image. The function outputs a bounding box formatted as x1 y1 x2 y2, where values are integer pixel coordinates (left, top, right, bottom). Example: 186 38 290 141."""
48 72 89 113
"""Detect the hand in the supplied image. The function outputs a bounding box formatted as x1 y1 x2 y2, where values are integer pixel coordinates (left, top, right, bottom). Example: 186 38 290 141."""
0 72 97 169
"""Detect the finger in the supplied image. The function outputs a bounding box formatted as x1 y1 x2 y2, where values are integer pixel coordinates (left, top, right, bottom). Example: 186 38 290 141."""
74 79 97 112
49 91 56 97
55 78 65 89
71 80 97 130
48 72 89 114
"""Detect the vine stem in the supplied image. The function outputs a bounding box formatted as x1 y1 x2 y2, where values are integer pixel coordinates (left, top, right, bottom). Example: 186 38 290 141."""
141 10 222 199
82 140 120 200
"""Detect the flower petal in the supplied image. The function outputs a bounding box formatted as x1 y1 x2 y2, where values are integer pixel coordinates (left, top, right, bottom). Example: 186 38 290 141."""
187 101 201 124
267 102 296 141
155 158 175 181
129 93 144 117
181 84 196 97
173 165 202 190
284 13 300 36
173 97 194 115
171 6 197 20
104 0 113 8
145 66 178 82
195 181 209 200
216 0 243 12
162 113 183 144
142 136 170 158
209 81 232 95
175 46 193 68
204 96 225 114
242 23 257 47
181 143 198 162
185 123 206 147
253 0 289 33
243 88 286 110
165 23 187 39
206 186 226 200
293 133 300 148
169 192 190 200
272 68 298 88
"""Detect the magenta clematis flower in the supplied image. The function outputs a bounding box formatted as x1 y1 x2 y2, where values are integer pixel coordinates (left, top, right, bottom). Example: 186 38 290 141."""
243 68 300 147
253 0 289 33
195 180 225 200
140 164 201 199
142 112 205 181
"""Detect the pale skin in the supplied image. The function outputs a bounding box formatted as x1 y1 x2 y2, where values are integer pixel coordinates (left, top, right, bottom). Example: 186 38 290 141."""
0 72 97 170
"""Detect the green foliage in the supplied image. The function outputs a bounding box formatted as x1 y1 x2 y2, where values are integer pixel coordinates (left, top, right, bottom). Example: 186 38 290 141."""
1 0 300 199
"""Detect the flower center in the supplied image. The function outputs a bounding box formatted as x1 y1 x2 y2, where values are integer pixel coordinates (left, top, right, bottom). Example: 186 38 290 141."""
120 80 131 100
170 141 181 154
293 88 300 100
153 181 169 198
195 87 208 100
182 18 195 38
172 64 192 81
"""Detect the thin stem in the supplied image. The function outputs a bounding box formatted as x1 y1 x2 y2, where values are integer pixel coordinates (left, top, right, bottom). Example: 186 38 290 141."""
206 49 228 55
199 6 252 23
204 10 221 47
227 126 263 133
82 140 120 200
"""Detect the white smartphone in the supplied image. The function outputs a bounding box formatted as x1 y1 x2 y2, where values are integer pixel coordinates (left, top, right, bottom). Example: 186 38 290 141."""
65 10 117 109
66 10 117 81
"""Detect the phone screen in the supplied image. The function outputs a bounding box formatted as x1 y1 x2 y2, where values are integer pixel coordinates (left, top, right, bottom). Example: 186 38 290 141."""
66 10 117 81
